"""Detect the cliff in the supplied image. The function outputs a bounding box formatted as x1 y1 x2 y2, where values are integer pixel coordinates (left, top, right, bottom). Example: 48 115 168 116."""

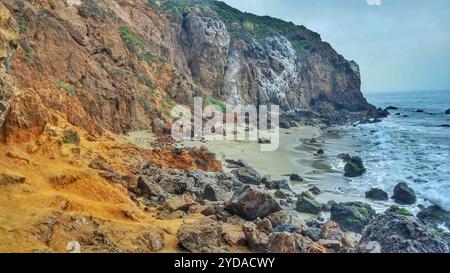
0 0 374 143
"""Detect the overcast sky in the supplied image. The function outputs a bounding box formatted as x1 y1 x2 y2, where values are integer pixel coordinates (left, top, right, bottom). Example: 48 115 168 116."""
222 0 450 93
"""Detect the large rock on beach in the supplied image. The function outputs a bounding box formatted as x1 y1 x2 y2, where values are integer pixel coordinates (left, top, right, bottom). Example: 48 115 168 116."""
231 167 262 185
331 202 376 233
296 192 321 214
225 186 281 221
178 218 224 253
357 211 449 253
365 188 388 201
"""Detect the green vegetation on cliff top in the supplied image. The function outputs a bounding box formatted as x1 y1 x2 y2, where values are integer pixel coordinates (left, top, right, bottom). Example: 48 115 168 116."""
148 0 319 54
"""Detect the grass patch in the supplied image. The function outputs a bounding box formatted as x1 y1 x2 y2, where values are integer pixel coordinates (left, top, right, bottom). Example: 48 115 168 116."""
58 80 76 94
118 27 147 49
17 40 36 61
389 205 413 217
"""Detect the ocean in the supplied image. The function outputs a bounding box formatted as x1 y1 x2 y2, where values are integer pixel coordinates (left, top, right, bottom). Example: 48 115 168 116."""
326 90 450 213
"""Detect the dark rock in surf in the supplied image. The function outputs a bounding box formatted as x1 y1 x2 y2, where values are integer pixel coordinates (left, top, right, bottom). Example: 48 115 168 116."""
289 174 304 182
344 156 366 177
417 205 450 230
445 109 450 115
315 149 325 156
385 106 399 110
393 182 417 205
365 188 389 201
308 186 321 195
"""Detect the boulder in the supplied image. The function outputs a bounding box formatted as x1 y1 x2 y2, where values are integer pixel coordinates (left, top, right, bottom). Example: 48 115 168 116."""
136 176 166 198
315 149 325 156
295 192 321 214
318 239 342 252
143 232 165 252
269 233 301 253
265 210 289 228
385 106 399 110
225 159 248 168
263 178 290 190
274 189 291 199
393 182 417 205
331 202 376 233
320 221 344 241
417 205 450 230
416 109 425 113
178 218 224 253
365 188 388 201
0 173 26 185
289 174 304 182
445 109 450 115
344 156 366 177
321 200 337 212
302 227 321 242
357 211 449 253
162 195 196 213
308 186 321 195
222 223 246 247
203 183 233 202
225 186 281 221
159 176 194 195
242 223 270 252
231 167 262 185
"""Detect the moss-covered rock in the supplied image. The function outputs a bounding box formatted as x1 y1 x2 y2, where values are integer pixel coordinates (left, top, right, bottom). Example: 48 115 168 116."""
295 192 321 214
331 202 376 233
388 205 413 217
344 156 366 177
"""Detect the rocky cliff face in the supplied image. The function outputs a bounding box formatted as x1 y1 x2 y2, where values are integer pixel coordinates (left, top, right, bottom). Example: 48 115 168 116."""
0 0 374 142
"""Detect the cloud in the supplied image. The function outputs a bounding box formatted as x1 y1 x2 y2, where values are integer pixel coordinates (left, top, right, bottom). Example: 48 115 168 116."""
367 0 382 6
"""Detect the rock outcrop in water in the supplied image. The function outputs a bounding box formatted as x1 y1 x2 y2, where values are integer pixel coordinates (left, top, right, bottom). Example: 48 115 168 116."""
393 182 417 205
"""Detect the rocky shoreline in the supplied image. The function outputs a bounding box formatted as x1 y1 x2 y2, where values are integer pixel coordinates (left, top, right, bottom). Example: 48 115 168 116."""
126 134 450 253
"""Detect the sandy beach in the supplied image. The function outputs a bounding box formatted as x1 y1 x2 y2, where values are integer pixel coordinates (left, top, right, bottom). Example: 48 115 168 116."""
179 126 394 214
125 125 409 217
